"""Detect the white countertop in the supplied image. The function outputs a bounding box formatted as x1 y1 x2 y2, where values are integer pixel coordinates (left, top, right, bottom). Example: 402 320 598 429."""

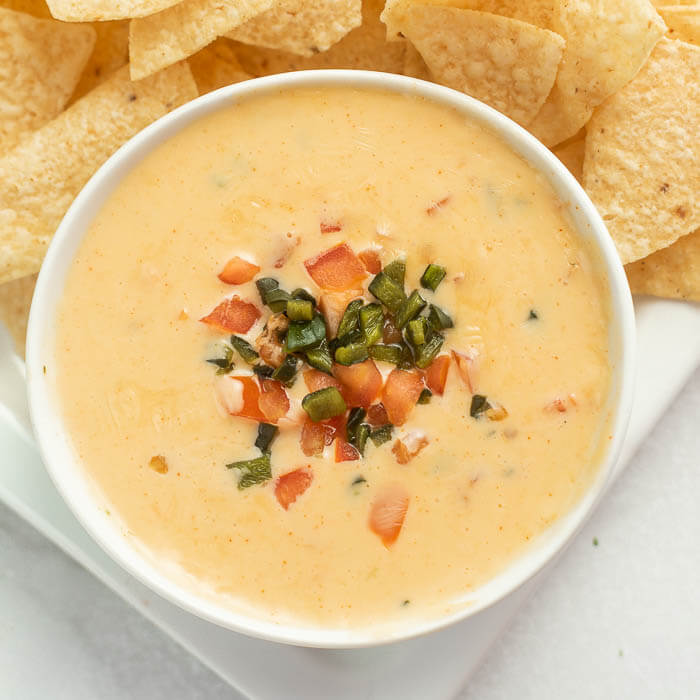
2 368 699 699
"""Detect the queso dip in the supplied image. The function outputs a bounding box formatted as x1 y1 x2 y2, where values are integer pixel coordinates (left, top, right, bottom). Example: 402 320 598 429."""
54 86 612 628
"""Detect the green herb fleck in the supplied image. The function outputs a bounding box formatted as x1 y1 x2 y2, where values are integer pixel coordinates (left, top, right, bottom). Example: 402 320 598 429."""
401 599 411 607
528 309 539 321
206 345 234 374
227 453 272 490
593 537 599 547
230 335 259 364
351 475 367 487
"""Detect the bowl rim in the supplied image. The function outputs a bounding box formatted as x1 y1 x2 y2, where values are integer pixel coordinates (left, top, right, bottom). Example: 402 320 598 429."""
26 69 636 648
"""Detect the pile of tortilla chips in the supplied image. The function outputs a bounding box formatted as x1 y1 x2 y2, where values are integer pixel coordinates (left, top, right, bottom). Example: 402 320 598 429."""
0 0 698 356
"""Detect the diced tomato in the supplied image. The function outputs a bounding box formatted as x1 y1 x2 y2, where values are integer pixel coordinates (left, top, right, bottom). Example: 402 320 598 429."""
369 484 409 547
424 354 451 395
359 248 382 274
426 195 450 215
258 379 289 422
318 289 363 336
275 468 313 510
200 296 261 334
322 414 344 441
392 431 429 464
452 348 480 393
217 375 267 422
335 437 360 462
301 421 326 456
382 369 424 426
304 243 367 291
333 359 382 408
320 220 342 234
217 256 260 285
545 397 568 413
367 403 389 426
303 368 343 393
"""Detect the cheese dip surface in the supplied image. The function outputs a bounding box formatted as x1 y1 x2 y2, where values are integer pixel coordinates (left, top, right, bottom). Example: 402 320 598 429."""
55 87 612 628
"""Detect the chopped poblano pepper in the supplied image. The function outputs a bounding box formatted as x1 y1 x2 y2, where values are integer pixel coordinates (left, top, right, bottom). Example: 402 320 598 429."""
395 290 427 329
428 304 454 331
368 343 403 365
252 363 274 379
528 309 539 320
414 332 444 369
360 303 384 346
286 298 314 321
407 317 429 346
271 354 299 386
368 271 406 313
335 342 369 366
226 453 272 490
229 335 259 364
353 424 370 456
254 423 278 453
206 345 234 374
255 277 279 301
285 314 326 352
305 338 333 374
398 342 416 370
346 408 366 441
291 288 316 305
470 394 491 418
383 258 406 286
336 299 363 343
418 388 432 404
264 288 292 313
302 387 347 422
420 263 447 291
369 424 393 446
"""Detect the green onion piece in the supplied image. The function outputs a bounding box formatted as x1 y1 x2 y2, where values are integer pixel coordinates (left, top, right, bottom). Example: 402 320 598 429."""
470 394 491 418
368 343 403 364
414 332 444 369
302 387 347 422
305 338 333 374
528 309 539 321
420 263 447 291
335 342 369 366
360 303 384 346
407 317 429 346
417 388 432 404
206 345 234 374
353 424 371 456
336 299 363 343
264 288 292 313
369 424 393 446
226 453 272 490
254 423 278 453
230 335 259 364
255 277 279 302
285 314 326 352
271 354 299 386
252 363 274 379
395 289 427 329
291 288 317 306
368 271 406 313
286 298 314 321
383 258 406 286
428 304 454 331
346 407 366 442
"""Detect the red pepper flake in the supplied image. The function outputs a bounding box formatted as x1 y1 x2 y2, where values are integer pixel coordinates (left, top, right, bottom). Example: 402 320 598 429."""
320 220 342 234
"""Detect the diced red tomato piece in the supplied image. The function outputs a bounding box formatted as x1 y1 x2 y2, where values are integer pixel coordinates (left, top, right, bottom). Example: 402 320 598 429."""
358 248 382 274
369 484 409 547
200 296 261 334
318 289 363 336
301 421 327 456
366 403 389 426
304 243 367 291
320 220 342 234
381 369 424 426
217 256 260 285
452 348 480 393
275 468 313 510
335 437 360 463
258 379 290 422
392 431 429 464
424 354 451 395
322 414 344 442
333 359 382 408
217 375 267 422
303 368 343 394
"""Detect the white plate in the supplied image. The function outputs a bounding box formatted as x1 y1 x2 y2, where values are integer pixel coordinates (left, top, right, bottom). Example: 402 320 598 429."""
1 295 699 699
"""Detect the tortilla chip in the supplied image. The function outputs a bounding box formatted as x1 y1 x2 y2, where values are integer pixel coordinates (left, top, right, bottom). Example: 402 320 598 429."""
70 21 131 103
552 129 585 183
233 0 406 75
129 0 277 80
626 227 700 301
0 63 197 285
657 5 700 45
402 41 432 79
189 38 251 93
583 38 700 264
397 7 564 126
0 0 51 16
228 0 362 56
528 0 667 146
45 0 184 21
0 8 95 152
0 273 36 356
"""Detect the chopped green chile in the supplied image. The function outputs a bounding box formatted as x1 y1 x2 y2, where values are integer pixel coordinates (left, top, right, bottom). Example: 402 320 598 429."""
369 424 393 446
351 475 367 486
360 303 384 346
395 290 427 329
271 354 299 385
414 332 444 369
335 342 369 365
254 423 278 453
252 363 275 379
230 335 259 364
226 453 272 490
470 394 492 418
368 271 406 313
420 263 447 291
428 304 454 331
302 387 347 422
407 317 429 346
305 339 333 374
336 299 363 343
291 288 316 305
264 288 292 313
286 298 314 321
206 345 234 374
352 423 371 455
255 277 279 300
418 388 432 404
383 258 406 286
346 407 366 441
285 314 326 352
398 342 416 370
368 343 403 364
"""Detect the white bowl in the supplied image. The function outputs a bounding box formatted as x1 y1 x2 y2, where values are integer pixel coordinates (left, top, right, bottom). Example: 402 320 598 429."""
26 70 636 648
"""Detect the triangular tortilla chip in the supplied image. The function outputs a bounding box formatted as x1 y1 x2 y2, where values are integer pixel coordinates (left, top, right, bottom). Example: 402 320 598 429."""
0 7 95 152
657 5 700 45
553 129 585 183
0 273 36 356
402 41 431 79
583 38 700 264
0 0 51 16
189 38 251 94
0 62 198 284
46 0 184 21
228 0 362 56
398 7 564 126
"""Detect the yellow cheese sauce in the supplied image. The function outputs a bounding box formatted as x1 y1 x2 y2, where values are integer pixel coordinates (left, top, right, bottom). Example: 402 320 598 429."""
54 87 612 628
